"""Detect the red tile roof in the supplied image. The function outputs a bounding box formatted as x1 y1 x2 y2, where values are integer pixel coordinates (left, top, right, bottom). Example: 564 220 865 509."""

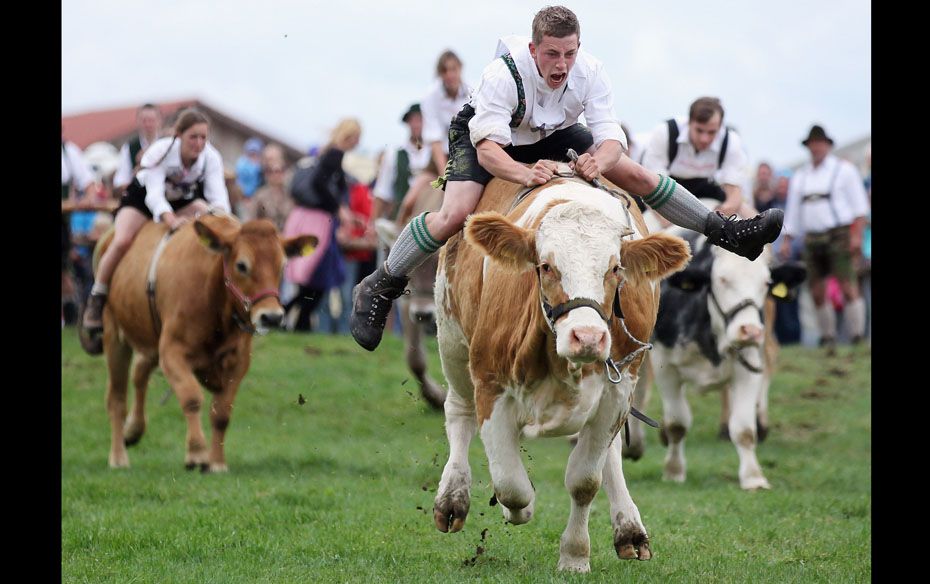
61 99 197 148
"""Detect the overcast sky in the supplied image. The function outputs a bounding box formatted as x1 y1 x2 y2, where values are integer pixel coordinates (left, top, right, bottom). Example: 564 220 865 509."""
62 0 870 170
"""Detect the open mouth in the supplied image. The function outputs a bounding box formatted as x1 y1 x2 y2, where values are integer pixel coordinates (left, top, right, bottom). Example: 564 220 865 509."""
549 72 567 86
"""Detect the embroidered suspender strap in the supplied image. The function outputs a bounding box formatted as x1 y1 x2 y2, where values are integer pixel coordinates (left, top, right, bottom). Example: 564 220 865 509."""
718 127 730 168
666 119 679 169
500 53 526 128
146 230 175 336
799 161 844 231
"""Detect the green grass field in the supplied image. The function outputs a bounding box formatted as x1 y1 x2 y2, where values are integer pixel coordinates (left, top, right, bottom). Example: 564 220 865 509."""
61 327 870 583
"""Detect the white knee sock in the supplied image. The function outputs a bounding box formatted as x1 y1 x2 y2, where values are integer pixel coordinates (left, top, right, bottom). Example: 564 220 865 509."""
816 303 837 340
385 212 443 277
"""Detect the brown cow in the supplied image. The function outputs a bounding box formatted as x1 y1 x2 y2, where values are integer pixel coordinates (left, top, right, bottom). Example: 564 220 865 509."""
432 170 690 572
94 212 316 471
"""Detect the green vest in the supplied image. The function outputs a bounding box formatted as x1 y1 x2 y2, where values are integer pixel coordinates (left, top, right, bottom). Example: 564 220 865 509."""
392 147 412 214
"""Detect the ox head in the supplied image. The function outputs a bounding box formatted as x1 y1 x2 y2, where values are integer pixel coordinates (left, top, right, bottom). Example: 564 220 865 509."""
465 202 690 365
707 245 774 350
194 216 318 334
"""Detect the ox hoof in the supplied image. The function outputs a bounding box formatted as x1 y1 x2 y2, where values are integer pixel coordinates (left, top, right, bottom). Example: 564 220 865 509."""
614 521 652 561
756 419 769 443
662 459 686 483
740 476 771 491
557 557 590 573
718 423 730 441
202 462 228 474
108 452 130 468
502 501 534 525
433 490 470 533
123 422 145 447
622 440 644 461
659 426 669 447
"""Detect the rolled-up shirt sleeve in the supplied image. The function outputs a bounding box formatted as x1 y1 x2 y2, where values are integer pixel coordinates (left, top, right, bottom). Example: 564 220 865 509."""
143 165 171 221
203 149 231 213
580 64 626 150
468 64 518 147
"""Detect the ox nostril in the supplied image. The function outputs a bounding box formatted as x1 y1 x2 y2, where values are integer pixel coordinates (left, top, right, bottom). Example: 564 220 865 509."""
260 313 283 328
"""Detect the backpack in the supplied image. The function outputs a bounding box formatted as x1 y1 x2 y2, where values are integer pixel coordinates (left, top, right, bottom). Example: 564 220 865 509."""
289 157 341 213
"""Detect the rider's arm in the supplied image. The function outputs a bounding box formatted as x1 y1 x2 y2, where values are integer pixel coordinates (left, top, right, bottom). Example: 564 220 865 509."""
476 139 546 185
717 132 748 215
202 146 231 213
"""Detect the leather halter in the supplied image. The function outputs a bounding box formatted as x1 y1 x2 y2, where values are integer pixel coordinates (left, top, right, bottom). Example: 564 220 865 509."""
708 290 765 374
223 258 280 334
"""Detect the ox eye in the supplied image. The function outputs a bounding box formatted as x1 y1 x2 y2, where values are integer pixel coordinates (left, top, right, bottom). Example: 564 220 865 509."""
540 263 551 273
236 260 249 275
612 264 622 276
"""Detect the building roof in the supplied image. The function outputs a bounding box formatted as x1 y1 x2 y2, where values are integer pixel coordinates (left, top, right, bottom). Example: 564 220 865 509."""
61 98 305 161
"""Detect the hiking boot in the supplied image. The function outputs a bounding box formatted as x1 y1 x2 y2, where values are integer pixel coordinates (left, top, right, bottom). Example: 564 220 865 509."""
82 292 107 332
350 263 409 351
704 209 784 261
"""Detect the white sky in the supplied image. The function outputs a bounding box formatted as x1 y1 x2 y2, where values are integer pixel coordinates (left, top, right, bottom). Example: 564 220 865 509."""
62 0 870 170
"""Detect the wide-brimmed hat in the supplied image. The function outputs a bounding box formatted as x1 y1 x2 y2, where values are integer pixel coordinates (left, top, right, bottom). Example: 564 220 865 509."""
401 103 421 123
801 125 834 146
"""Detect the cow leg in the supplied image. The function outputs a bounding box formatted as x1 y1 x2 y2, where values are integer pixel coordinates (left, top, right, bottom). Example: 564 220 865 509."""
123 353 157 447
622 356 652 460
728 366 771 490
603 436 652 561
104 321 133 468
756 374 771 443
559 381 643 572
205 381 241 473
656 362 689 482
433 388 476 532
401 297 445 410
480 394 535 526
159 347 209 470
718 385 732 441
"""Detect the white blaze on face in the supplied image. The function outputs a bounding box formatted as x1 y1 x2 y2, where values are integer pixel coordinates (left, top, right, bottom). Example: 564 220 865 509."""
536 203 625 363
709 245 772 349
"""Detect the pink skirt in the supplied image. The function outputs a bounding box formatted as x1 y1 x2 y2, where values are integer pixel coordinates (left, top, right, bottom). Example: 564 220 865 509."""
283 207 335 285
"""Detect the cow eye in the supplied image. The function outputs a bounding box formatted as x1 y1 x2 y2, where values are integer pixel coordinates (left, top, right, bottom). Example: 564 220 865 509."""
612 264 622 276
236 260 249 274
540 263 551 273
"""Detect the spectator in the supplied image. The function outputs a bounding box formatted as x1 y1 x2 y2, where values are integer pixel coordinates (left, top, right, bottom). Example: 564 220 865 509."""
780 125 870 353
753 161 776 211
373 103 433 224
283 118 360 332
235 137 265 212
247 160 293 231
61 138 101 324
421 50 473 176
113 103 164 197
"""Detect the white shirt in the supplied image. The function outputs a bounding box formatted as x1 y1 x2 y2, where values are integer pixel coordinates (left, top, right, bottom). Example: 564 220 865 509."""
783 154 869 236
373 140 432 203
112 134 157 188
137 137 231 221
61 141 96 191
467 35 626 150
421 79 473 154
641 117 747 187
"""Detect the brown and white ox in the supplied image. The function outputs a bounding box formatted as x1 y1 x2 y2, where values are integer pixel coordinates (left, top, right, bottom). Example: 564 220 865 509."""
95 213 316 471
622 200 785 490
374 180 447 410
432 174 690 572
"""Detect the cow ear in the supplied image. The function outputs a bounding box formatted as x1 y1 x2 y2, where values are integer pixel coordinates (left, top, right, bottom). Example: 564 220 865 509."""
194 216 238 253
666 267 711 292
464 211 536 272
281 234 319 258
620 232 691 283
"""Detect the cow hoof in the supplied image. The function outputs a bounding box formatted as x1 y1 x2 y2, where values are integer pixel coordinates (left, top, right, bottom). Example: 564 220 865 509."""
756 420 769 443
663 459 686 483
184 462 197 471
123 422 145 447
108 452 129 468
202 462 227 474
502 501 534 525
658 427 669 446
740 476 771 491
614 521 652 561
718 423 730 441
557 557 590 573
433 490 470 533
621 441 644 461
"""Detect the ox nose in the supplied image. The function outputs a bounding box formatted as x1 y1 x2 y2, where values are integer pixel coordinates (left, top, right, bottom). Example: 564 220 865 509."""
568 326 608 361
259 312 284 328
736 324 764 346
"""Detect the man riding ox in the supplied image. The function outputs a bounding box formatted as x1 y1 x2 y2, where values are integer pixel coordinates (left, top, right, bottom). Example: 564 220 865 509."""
432 170 690 572
93 212 316 471
622 203 805 490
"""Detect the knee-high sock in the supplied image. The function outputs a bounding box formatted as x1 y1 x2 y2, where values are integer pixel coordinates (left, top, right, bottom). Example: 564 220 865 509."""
844 297 866 338
816 303 837 340
641 175 711 233
386 212 443 277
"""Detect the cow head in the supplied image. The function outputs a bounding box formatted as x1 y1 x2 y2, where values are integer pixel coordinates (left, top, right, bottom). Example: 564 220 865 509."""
707 244 773 351
465 202 690 364
194 215 318 333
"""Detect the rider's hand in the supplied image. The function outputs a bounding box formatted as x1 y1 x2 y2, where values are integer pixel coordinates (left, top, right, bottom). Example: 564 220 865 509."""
163 213 188 232
570 153 599 181
524 161 556 187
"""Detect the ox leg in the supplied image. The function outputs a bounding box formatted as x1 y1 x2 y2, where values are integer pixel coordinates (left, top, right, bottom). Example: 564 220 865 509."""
728 365 771 490
159 347 209 470
433 388 476 532
479 394 535 526
756 375 771 443
718 385 732 441
124 353 157 447
603 435 652 561
656 362 689 482
104 322 133 468
401 297 445 411
622 357 652 460
559 381 644 572
205 382 241 473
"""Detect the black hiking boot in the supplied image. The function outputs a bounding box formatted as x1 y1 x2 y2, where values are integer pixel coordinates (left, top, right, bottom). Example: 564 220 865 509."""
350 263 409 351
704 209 784 261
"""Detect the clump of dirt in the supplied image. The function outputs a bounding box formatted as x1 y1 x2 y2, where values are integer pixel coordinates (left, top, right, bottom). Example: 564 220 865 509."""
463 528 490 566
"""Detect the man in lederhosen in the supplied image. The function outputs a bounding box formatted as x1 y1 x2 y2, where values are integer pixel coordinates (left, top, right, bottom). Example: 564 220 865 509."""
641 97 754 220
349 5 785 352
780 125 870 351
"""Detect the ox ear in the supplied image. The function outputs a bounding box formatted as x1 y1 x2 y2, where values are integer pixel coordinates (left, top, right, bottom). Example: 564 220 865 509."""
281 234 319 258
620 232 691 283
464 211 536 272
666 266 711 292
194 216 239 253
